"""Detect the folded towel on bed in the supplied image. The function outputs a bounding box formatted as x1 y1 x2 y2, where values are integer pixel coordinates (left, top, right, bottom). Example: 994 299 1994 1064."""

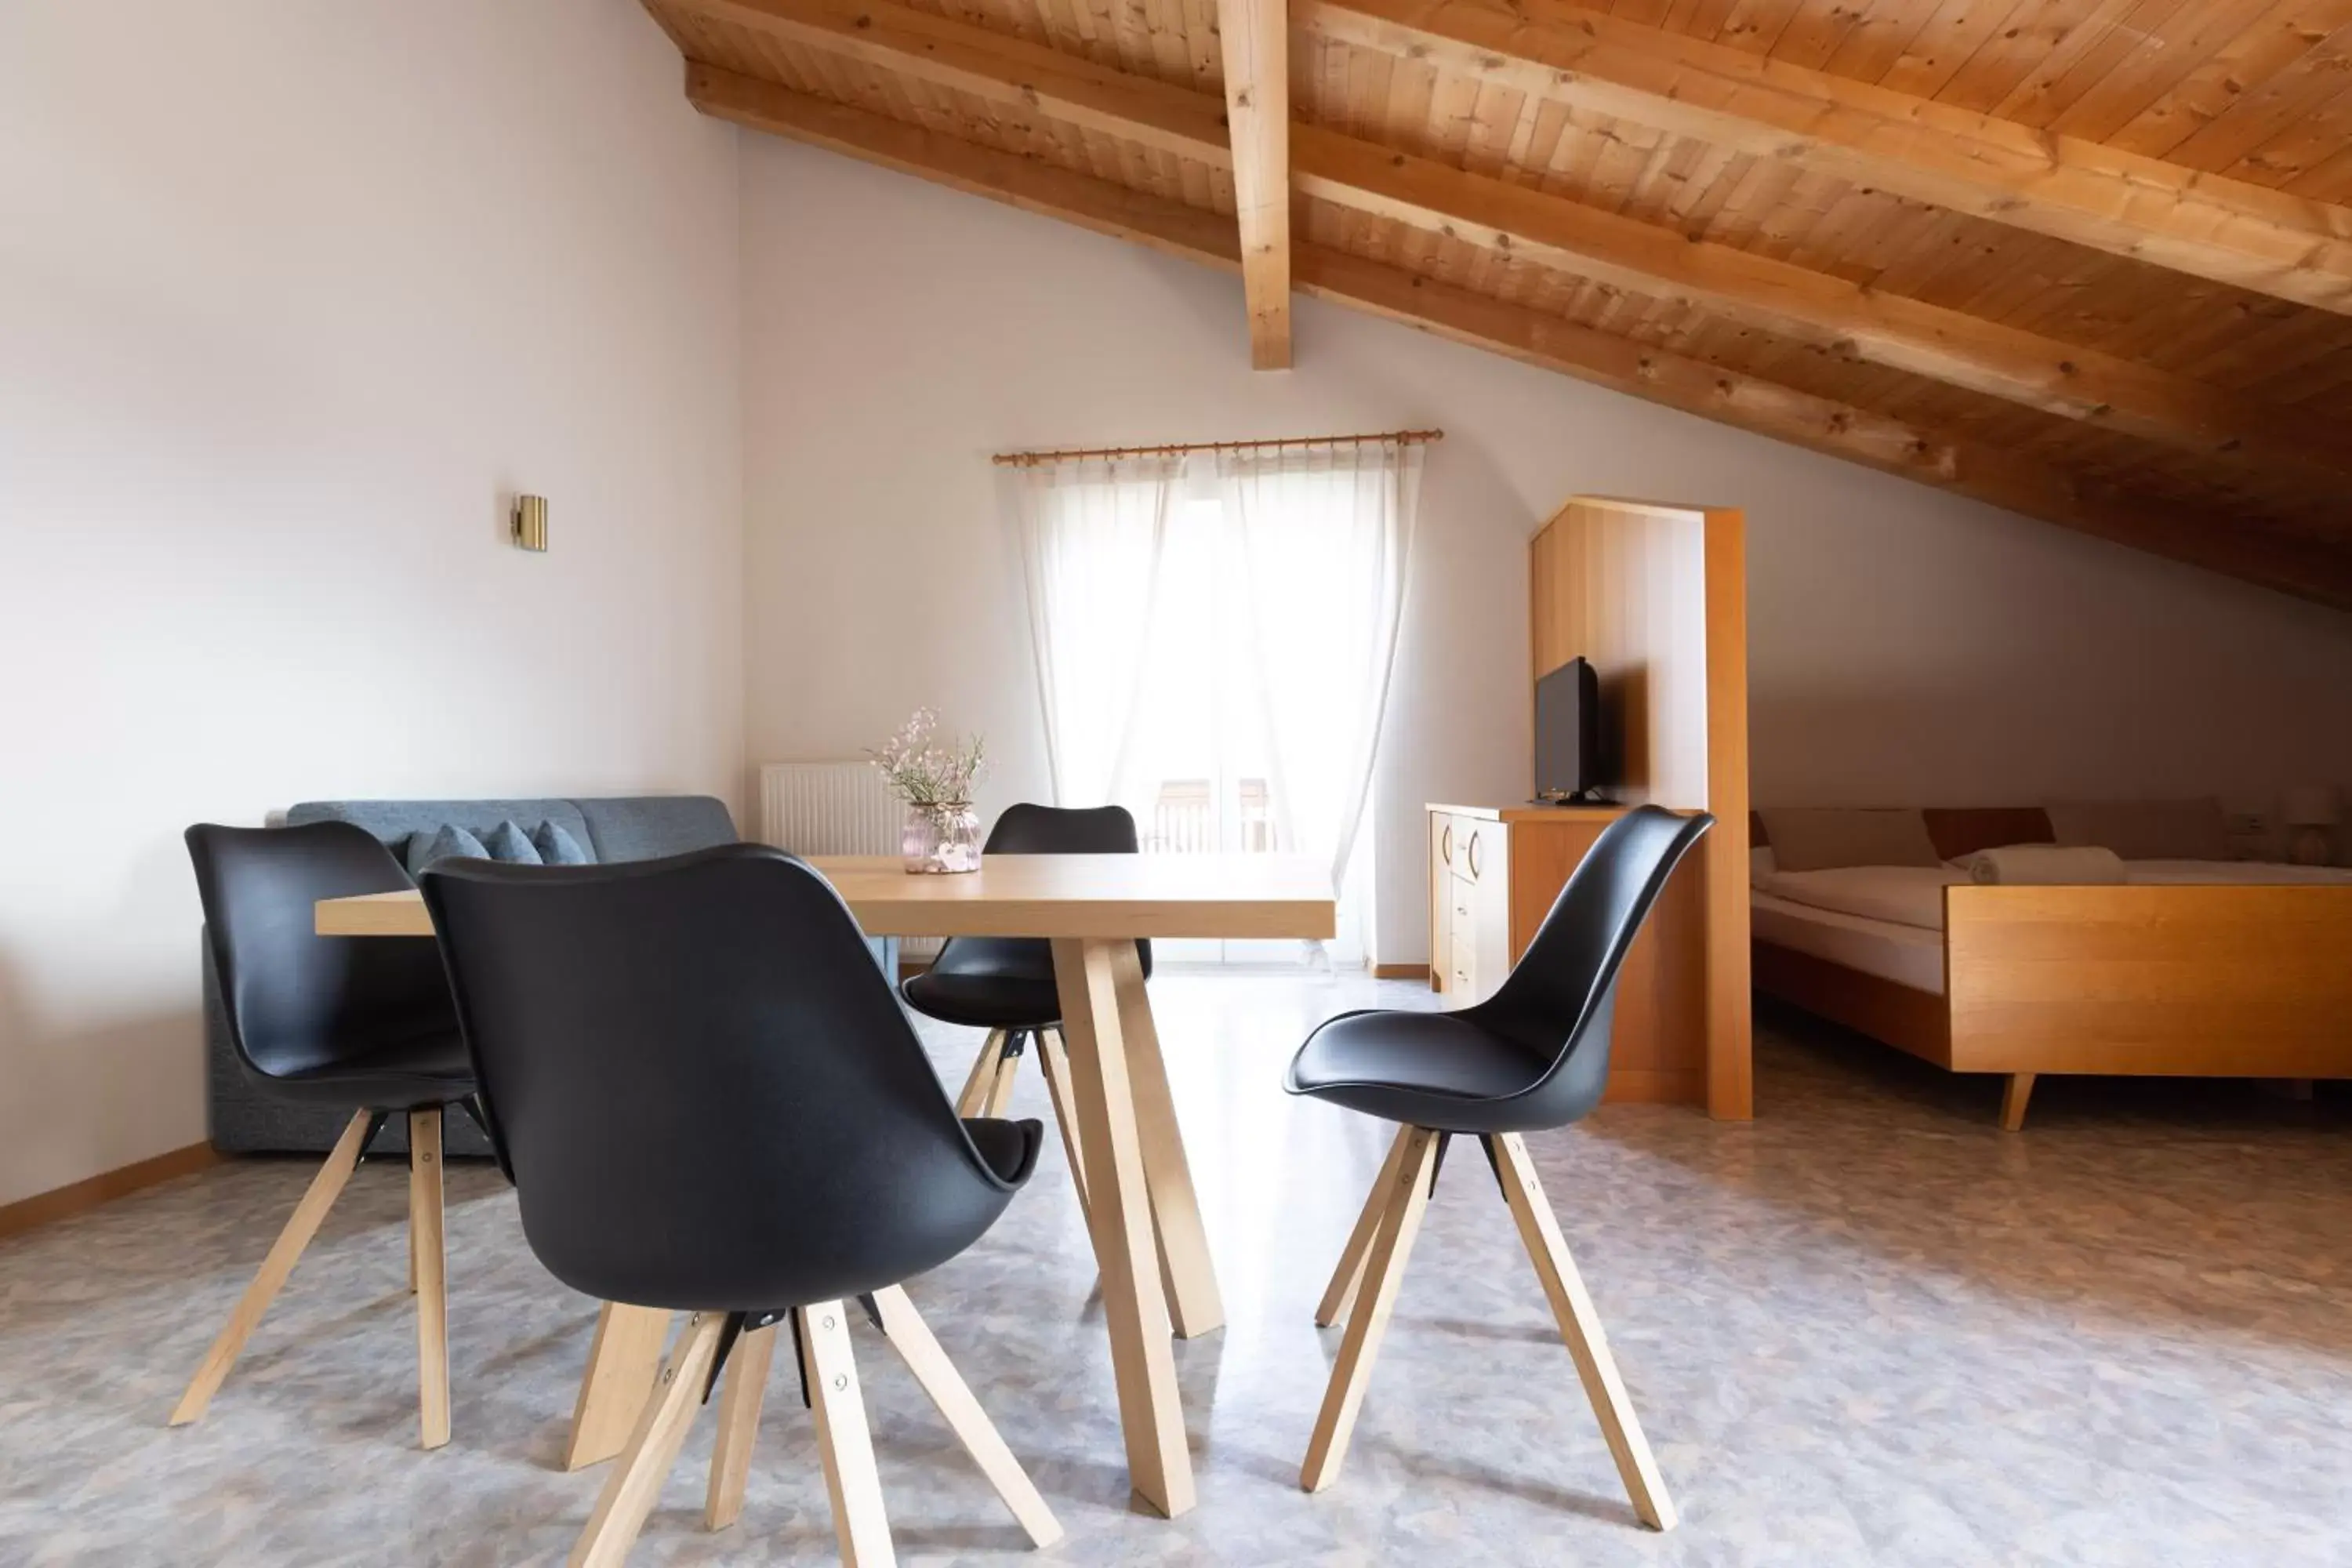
1965 844 2126 885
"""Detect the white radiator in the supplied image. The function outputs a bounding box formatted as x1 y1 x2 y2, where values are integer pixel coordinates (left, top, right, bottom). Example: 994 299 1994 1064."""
759 760 900 856
758 760 941 961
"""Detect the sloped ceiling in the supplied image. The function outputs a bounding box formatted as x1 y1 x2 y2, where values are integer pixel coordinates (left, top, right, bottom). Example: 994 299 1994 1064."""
642 0 2352 609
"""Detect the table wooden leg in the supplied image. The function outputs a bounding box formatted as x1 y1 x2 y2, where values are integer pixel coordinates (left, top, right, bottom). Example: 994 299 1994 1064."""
1112 946 1223 1339
1051 937 1195 1519
564 1303 675 1471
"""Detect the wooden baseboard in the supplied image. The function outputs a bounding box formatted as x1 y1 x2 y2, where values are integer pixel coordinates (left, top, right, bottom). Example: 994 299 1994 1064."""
0 1142 222 1242
1370 963 1430 980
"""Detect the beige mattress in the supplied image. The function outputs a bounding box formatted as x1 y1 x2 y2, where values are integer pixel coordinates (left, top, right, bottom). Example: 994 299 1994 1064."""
1755 859 2352 940
1751 892 1947 996
1752 865 1960 931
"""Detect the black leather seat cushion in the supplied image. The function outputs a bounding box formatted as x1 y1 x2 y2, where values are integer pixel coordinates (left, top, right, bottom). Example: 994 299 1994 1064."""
960 1117 1044 1186
901 804 1151 1032
1287 1011 1562 1134
902 951 1062 1029
262 1029 475 1109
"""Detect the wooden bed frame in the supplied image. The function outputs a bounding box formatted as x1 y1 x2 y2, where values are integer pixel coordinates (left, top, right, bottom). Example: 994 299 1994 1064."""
1751 808 2352 1130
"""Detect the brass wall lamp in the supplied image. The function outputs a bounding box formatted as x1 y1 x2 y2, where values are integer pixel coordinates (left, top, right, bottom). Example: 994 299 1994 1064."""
512 494 549 552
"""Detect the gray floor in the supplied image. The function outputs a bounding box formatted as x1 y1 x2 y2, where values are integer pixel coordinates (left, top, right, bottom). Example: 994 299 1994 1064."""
3 972 2349 1566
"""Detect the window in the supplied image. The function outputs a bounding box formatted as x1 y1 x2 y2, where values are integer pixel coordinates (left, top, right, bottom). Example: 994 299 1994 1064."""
1015 442 1424 968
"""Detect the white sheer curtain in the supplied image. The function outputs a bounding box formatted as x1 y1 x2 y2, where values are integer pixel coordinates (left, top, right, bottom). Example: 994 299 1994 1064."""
1013 456 1177 804
1219 438 1425 909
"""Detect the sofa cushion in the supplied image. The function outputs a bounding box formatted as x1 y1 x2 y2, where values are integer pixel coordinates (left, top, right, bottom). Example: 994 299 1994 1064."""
292 798 593 856
532 819 592 865
482 820 543 864
406 823 488 877
292 796 737 864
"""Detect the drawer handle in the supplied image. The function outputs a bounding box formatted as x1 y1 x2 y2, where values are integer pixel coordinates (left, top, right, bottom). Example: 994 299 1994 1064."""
1465 829 1483 880
1439 822 1453 865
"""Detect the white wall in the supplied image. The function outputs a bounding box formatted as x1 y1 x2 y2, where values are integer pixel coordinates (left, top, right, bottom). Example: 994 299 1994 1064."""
739 138 2352 964
0 1 744 1207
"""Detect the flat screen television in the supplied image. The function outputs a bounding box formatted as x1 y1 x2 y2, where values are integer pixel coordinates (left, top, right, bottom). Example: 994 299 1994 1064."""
1534 656 1602 803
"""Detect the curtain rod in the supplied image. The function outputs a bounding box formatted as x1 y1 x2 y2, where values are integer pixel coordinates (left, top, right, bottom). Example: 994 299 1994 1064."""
991 428 1443 467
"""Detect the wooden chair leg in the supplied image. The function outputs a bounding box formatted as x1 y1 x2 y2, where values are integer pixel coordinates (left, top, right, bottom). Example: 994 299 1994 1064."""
564 1304 676 1470
983 1032 1024 1118
409 1107 450 1450
2000 1073 2036 1133
170 1109 372 1427
1035 1028 1092 1225
1491 1132 1676 1531
871 1285 1062 1548
568 1312 727 1568
800 1300 896 1567
704 1323 777 1530
1316 1125 1414 1329
956 1029 1009 1119
1300 1126 1439 1494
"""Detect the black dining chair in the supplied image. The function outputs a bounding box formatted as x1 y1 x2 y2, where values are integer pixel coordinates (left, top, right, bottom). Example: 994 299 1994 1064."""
419 844 1062 1566
1286 804 1710 1528
901 802 1148 1234
174 822 477 1449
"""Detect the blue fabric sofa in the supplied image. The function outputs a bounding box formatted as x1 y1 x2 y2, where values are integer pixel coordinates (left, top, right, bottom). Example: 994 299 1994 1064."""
203 794 896 1156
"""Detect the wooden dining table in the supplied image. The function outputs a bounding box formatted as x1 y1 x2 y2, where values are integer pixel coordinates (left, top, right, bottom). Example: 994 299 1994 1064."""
317 850 1336 1519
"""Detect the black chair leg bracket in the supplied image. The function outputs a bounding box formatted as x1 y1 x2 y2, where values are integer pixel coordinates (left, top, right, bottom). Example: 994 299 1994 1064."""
357 1110 392 1162
1475 1133 1511 1203
702 1308 793 1405
453 1093 493 1144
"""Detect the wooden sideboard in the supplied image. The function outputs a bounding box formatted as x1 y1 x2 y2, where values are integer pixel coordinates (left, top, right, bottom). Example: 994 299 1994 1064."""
1427 801 1708 1105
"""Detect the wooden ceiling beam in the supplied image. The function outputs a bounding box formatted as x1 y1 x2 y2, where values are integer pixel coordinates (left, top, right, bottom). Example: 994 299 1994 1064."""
684 62 1240 263
673 0 2352 486
1293 127 2352 487
666 0 1230 164
1218 0 1294 368
1302 0 2352 318
684 63 2352 612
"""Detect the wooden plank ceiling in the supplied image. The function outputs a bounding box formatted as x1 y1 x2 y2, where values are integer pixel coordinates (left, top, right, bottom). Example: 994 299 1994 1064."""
640 0 2352 609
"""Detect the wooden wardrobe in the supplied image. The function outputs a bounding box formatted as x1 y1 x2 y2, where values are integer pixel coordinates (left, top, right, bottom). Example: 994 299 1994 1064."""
1426 495 1751 1119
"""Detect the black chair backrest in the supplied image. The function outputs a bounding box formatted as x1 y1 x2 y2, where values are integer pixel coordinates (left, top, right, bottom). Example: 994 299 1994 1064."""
419 844 1025 1312
1466 804 1713 1124
927 802 1151 986
187 821 457 1082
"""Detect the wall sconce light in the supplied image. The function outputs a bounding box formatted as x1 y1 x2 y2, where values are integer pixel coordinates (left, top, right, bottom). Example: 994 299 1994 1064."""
512 494 549 552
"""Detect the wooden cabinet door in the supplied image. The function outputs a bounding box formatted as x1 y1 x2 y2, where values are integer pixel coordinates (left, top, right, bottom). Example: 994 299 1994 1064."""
1428 812 1455 993
1460 821 1512 1002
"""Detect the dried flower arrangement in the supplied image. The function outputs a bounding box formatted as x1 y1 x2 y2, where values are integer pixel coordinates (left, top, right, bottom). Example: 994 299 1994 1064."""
869 707 986 808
